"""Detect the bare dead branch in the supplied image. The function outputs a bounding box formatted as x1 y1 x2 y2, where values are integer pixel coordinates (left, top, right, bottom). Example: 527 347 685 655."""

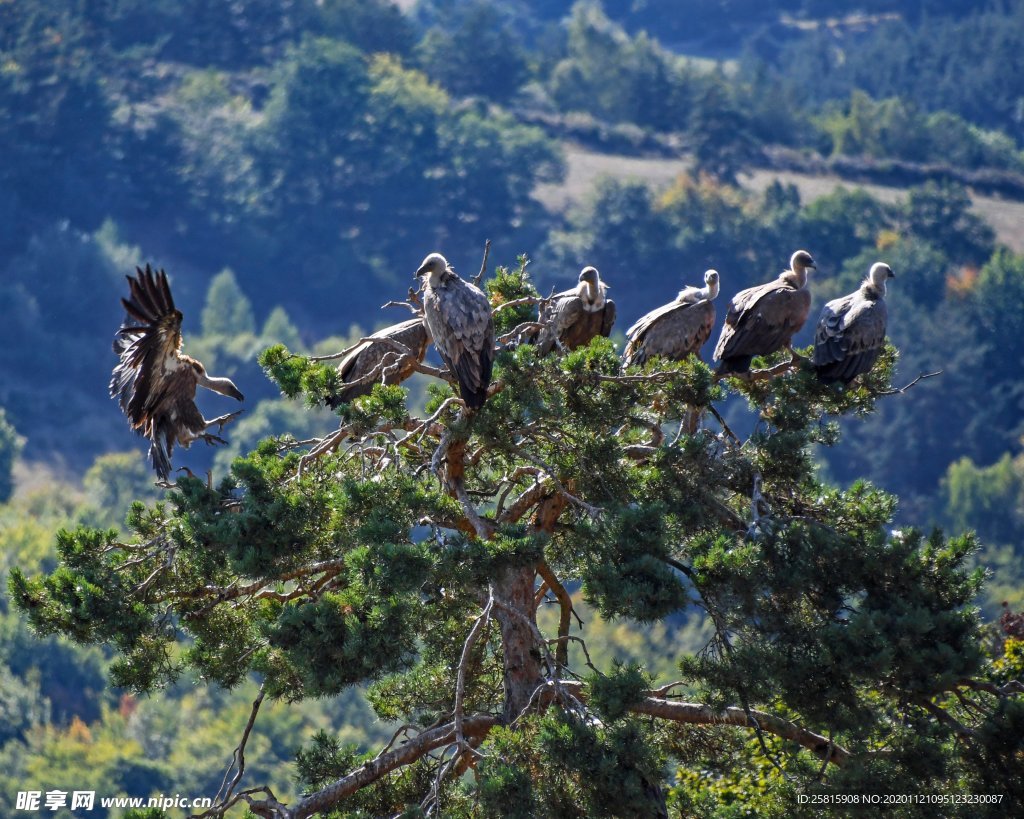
380 299 421 315
473 239 491 287
874 369 943 396
707 403 741 447
493 296 545 313
498 478 549 525
217 684 265 805
520 453 602 519
497 321 546 345
454 589 494 755
286 716 499 819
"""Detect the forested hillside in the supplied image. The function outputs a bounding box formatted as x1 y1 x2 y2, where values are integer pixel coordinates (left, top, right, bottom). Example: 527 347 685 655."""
2 0 1023 815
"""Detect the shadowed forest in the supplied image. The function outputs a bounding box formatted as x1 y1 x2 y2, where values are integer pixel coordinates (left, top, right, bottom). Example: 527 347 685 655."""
1 0 1023 814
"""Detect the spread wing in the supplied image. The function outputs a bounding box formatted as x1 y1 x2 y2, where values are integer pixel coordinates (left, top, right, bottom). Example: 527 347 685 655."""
110 265 203 478
813 292 887 384
624 299 715 367
110 265 192 430
714 278 811 370
425 277 495 410
331 318 430 407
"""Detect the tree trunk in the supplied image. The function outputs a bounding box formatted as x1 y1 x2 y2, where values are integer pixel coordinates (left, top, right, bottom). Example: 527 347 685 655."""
493 564 544 723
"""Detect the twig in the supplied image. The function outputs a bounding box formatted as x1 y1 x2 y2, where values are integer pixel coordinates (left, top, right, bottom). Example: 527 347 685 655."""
380 297 421 315
707 403 741 446
493 296 546 313
874 369 942 396
497 321 546 344
194 684 266 818
473 239 491 287
520 453 602 519
454 589 495 755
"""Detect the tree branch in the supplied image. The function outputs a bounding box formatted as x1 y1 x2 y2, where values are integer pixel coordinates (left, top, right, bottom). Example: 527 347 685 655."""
198 683 266 817
537 560 575 670
874 370 942 396
715 350 805 384
285 716 499 819
454 589 494 755
473 239 491 287
560 682 849 767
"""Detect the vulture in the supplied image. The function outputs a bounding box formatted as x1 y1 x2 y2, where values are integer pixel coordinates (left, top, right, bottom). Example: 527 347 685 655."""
110 265 244 480
328 318 430 408
622 269 720 367
415 252 494 410
714 249 817 374
535 266 616 355
812 262 895 385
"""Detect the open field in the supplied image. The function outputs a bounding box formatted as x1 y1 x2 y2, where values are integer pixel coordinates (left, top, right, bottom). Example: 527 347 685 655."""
535 145 1024 253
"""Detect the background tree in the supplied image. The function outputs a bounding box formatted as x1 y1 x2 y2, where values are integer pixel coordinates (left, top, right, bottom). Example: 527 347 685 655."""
11 263 1023 817
0 409 22 504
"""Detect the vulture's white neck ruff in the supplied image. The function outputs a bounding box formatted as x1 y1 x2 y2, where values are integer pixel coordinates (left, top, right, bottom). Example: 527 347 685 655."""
677 279 717 304
868 264 892 298
577 279 606 312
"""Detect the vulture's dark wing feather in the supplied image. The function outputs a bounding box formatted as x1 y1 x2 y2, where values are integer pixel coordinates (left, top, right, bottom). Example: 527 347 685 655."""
110 264 228 479
331 318 430 407
813 291 887 384
624 299 715 367
714 276 811 372
424 276 494 409
600 299 617 339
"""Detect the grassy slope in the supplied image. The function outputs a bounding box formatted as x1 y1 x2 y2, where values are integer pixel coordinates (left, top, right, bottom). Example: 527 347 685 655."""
535 144 1024 254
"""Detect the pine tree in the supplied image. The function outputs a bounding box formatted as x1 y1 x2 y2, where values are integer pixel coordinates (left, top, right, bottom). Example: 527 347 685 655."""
9 260 1023 817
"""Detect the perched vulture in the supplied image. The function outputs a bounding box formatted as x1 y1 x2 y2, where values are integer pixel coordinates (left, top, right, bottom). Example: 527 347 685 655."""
328 318 430 408
622 270 720 368
110 265 244 480
714 249 817 374
812 262 894 385
415 252 494 410
536 266 616 355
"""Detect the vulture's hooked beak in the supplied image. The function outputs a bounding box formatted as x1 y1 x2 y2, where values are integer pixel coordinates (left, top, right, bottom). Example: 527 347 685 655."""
202 374 245 402
887 269 896 278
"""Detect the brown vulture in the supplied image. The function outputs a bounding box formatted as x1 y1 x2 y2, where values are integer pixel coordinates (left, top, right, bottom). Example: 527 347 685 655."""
812 262 894 384
415 252 494 410
622 269 720 368
110 265 244 480
714 249 816 374
535 266 617 356
328 318 430 408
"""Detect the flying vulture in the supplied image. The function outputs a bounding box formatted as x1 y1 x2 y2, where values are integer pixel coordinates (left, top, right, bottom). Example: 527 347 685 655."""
110 265 244 480
812 262 894 385
622 269 720 368
536 266 616 355
328 318 430 408
714 249 816 374
415 252 494 410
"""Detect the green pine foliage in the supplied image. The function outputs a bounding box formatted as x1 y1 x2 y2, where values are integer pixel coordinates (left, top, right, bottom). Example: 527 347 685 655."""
11 256 1023 815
